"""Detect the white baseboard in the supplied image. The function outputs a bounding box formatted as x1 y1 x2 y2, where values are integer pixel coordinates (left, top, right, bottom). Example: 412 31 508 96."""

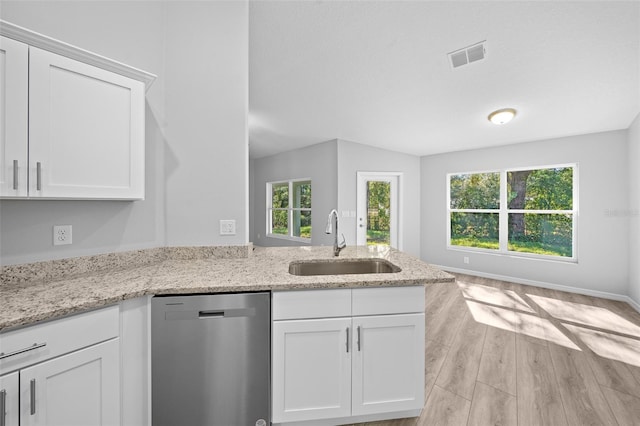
436 265 640 314
626 295 640 314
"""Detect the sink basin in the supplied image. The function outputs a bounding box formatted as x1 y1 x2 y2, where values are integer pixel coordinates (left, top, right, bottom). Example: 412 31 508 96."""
288 259 401 276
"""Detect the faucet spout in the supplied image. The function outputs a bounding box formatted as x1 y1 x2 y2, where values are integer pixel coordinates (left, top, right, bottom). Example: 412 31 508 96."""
326 209 346 256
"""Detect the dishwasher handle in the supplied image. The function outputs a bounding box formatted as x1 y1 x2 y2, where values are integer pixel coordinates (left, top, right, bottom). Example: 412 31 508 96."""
164 307 256 321
198 308 256 319
198 310 225 318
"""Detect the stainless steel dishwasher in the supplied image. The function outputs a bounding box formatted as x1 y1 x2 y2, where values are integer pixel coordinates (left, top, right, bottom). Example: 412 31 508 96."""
151 292 270 426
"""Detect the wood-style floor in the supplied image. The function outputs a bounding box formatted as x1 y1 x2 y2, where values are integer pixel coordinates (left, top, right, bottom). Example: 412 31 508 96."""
355 273 640 426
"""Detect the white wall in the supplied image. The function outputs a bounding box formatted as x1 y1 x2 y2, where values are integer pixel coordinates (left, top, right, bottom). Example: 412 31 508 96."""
0 1 249 265
629 114 640 306
337 140 422 258
163 0 248 247
251 140 337 247
0 1 166 265
421 130 630 297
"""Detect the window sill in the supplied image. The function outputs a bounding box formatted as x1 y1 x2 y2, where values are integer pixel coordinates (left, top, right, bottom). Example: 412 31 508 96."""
267 233 312 244
446 245 578 264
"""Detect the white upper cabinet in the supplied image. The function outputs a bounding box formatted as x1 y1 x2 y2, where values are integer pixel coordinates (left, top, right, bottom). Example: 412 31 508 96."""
28 47 145 199
0 36 28 197
0 20 155 200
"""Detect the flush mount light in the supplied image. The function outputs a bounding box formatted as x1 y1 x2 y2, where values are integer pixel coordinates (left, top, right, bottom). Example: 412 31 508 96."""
488 108 517 125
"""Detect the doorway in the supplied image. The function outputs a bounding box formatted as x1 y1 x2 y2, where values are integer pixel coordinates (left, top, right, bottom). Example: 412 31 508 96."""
356 172 402 249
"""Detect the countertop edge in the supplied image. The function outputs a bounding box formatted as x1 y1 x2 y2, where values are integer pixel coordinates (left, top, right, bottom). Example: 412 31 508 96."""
0 246 456 332
0 278 456 333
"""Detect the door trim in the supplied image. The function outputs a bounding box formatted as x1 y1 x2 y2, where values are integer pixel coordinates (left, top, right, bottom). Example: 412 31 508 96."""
356 172 403 250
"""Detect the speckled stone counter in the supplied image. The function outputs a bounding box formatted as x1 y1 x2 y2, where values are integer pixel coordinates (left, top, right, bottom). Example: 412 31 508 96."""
0 245 454 332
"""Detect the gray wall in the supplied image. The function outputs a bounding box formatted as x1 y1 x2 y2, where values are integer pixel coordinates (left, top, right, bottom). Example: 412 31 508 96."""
0 1 166 265
337 140 422 258
421 130 630 297
251 140 337 247
0 1 248 265
629 114 640 306
163 1 248 247
250 139 422 257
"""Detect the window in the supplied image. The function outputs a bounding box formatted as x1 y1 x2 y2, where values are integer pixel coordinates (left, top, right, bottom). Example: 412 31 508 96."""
449 172 500 250
267 179 311 241
448 165 576 259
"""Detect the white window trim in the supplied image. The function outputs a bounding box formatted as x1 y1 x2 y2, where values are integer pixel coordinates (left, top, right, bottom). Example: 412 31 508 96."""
447 163 578 262
266 178 312 243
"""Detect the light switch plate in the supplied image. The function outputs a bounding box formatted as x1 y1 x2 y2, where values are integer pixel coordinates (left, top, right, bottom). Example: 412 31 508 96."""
220 220 236 235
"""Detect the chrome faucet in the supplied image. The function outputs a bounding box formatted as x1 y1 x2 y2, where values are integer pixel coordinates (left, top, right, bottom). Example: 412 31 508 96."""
326 209 346 256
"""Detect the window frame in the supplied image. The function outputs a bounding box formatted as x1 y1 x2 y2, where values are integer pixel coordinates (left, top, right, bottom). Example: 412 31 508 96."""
447 163 578 262
266 178 312 243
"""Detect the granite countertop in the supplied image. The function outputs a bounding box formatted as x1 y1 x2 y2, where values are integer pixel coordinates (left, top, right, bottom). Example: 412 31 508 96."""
0 245 454 332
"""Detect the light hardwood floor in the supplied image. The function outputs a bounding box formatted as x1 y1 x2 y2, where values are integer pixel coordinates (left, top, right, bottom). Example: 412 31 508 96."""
355 273 640 426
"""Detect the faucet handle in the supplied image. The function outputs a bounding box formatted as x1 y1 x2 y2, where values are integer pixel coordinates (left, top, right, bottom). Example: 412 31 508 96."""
338 233 346 249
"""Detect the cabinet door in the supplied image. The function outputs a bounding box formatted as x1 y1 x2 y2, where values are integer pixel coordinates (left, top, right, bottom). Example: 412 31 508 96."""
28 47 145 199
0 36 28 197
20 339 120 426
352 314 425 416
272 318 352 423
0 371 19 426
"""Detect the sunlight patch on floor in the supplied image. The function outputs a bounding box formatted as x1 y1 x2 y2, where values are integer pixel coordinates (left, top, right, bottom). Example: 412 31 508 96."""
562 323 640 367
466 300 516 332
527 294 640 338
464 297 580 350
458 282 535 313
514 312 580 350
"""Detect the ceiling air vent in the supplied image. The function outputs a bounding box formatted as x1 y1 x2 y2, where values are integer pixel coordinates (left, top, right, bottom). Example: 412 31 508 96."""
448 41 486 69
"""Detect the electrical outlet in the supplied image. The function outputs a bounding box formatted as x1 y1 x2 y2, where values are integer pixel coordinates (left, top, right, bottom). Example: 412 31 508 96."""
53 225 72 246
220 220 236 236
463 256 470 264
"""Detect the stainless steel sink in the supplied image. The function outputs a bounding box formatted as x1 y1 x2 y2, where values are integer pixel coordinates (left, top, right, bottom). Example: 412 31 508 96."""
288 259 401 276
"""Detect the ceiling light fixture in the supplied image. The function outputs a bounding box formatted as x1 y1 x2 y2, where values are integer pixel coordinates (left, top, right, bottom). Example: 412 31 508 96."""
488 108 517 125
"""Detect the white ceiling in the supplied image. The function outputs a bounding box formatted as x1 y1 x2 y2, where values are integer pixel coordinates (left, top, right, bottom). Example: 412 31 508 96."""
248 1 640 159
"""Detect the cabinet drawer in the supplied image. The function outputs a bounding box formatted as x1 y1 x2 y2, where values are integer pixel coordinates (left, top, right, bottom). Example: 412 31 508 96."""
273 289 351 320
352 286 425 316
0 305 119 375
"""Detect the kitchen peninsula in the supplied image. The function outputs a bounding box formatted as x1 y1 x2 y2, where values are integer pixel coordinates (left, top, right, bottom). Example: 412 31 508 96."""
1 246 453 426
1 245 453 331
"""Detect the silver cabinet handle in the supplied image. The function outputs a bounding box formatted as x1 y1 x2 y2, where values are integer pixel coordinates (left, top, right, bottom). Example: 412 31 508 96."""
357 326 361 351
0 389 6 426
36 162 42 191
12 160 18 190
0 342 47 360
346 327 349 353
30 379 36 415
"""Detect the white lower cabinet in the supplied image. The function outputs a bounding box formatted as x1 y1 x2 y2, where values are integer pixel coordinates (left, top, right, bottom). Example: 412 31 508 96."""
272 318 352 423
351 314 425 416
0 306 121 426
19 339 120 426
272 286 425 425
119 296 152 426
0 372 19 426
